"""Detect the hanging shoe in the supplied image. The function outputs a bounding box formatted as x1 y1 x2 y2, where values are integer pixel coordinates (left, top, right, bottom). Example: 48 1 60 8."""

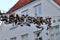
26 24 31 26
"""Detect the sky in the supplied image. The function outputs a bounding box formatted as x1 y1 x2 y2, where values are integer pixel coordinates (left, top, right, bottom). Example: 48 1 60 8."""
0 0 18 13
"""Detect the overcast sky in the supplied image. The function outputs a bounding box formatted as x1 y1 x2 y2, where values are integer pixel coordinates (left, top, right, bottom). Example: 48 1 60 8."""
0 0 18 13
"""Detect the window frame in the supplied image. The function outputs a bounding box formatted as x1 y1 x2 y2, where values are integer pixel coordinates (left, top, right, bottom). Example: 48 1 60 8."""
33 30 42 40
21 9 29 16
21 34 28 40
10 37 16 40
34 3 41 17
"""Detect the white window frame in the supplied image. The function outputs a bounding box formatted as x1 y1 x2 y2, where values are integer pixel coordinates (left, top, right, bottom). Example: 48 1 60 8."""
34 4 41 17
21 34 28 40
10 37 16 40
33 30 42 40
21 9 29 16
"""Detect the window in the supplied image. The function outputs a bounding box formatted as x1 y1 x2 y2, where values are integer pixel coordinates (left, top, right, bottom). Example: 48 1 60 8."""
55 25 59 28
34 30 42 40
21 10 29 16
10 37 16 40
35 37 42 40
10 23 18 30
56 32 60 35
54 25 59 32
34 4 41 16
50 34 54 37
49 25 59 40
53 20 56 23
50 34 55 40
58 19 60 22
21 34 28 40
39 37 42 40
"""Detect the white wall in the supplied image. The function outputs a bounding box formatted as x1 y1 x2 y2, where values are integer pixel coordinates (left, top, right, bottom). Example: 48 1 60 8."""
41 0 60 17
0 0 60 40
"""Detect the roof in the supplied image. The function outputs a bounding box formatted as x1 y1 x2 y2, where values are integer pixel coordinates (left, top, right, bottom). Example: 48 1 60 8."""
54 0 60 6
7 0 35 13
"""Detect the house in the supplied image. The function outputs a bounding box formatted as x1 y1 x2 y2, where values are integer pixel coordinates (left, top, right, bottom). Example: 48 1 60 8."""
0 0 60 40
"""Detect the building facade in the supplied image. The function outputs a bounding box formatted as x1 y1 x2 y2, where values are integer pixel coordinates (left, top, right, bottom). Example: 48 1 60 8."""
0 0 60 40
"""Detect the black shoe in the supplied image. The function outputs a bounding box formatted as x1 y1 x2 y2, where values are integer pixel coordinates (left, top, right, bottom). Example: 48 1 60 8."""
18 23 21 25
36 26 42 29
20 24 23 26
26 24 31 26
